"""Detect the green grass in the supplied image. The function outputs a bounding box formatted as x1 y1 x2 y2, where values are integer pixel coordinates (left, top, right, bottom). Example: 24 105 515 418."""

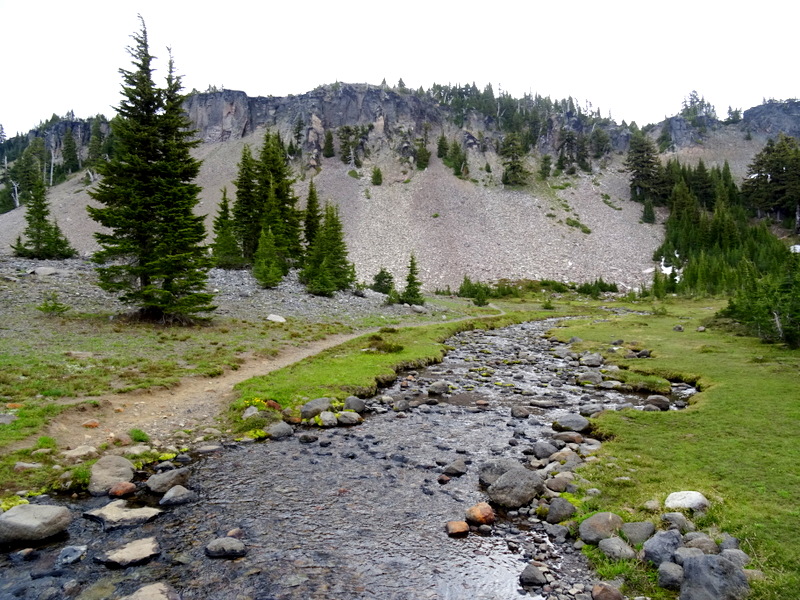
551 298 800 599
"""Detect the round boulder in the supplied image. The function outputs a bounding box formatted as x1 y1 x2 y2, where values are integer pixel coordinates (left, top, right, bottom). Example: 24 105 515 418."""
0 504 72 544
665 490 710 513
578 511 623 544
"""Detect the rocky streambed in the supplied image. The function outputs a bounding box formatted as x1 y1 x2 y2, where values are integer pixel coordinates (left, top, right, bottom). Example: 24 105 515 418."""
1 319 705 600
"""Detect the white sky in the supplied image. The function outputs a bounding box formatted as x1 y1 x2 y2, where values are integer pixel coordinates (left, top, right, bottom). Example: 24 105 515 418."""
2 0 797 137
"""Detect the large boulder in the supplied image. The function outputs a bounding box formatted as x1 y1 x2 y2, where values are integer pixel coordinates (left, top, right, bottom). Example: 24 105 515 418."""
486 468 544 508
300 397 331 420
145 467 190 494
0 504 72 544
598 536 637 560
665 490 710 513
680 554 750 600
89 455 135 496
478 458 521 488
545 497 577 524
643 529 683 566
551 413 591 433
578 511 623 544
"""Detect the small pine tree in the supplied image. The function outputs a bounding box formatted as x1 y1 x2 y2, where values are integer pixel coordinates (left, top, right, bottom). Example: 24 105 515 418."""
415 140 431 170
212 188 245 268
322 130 335 158
642 198 656 224
252 227 284 288
437 134 449 159
61 127 80 173
371 267 394 294
371 166 383 186
86 117 105 167
539 155 552 180
12 175 76 259
301 203 354 294
399 253 424 305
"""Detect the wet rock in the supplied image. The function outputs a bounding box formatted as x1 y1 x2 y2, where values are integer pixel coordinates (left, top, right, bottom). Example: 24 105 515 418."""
598 536 636 560
298 433 318 444
336 411 363 426
300 397 331 420
680 554 750 600
108 482 137 498
578 512 623 544
443 459 468 477
146 467 190 493
553 431 583 444
83 500 161 531
95 537 160 568
645 395 671 411
591 582 624 600
118 583 181 600
620 521 655 545
267 421 294 439
487 467 544 508
665 490 710 513
519 562 548 586
159 485 198 506
577 372 603 386
477 458 521 487
510 405 531 418
552 414 590 433
546 497 577 524
427 380 450 396
465 502 495 525
344 396 366 413
89 455 135 496
57 545 87 566
445 521 469 537
0 504 72 544
643 529 683 566
205 536 247 558
532 440 558 459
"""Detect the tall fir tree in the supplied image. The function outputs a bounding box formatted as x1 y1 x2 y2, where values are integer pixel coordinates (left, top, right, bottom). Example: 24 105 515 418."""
86 117 105 167
301 203 354 295
500 133 528 185
61 127 79 173
322 130 335 158
212 187 245 268
87 18 214 322
624 131 663 204
303 181 321 249
232 144 260 261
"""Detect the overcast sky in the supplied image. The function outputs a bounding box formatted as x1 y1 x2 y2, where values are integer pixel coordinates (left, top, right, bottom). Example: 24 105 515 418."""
2 0 797 137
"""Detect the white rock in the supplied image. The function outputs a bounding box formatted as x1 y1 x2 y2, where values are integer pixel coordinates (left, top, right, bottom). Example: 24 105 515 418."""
266 313 286 323
665 491 710 512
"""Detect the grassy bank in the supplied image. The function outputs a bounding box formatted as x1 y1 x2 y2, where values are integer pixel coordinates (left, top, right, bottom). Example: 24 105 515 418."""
551 299 800 600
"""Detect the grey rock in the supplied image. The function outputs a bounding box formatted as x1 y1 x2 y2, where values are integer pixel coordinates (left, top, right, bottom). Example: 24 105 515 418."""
532 440 558 459
267 421 294 439
159 485 198 506
57 545 87 566
718 533 740 550
95 536 160 568
598 536 637 560
643 529 683 566
336 411 363 426
443 459 468 477
621 521 656 545
61 445 99 461
543 522 569 543
552 413 590 433
680 554 749 600
392 399 410 412
685 535 720 554
546 497 576 524
720 548 750 568
0 504 72 544
300 397 331 420
519 563 548 587
674 546 705 565
477 458 520 487
88 455 135 496
665 490 710 512
83 499 161 531
578 512 623 544
663 512 695 533
579 402 604 415
241 406 260 419
205 536 247 558
510 405 531 419
579 353 604 367
658 561 684 590
343 396 366 413
146 467 190 493
577 372 603 386
645 395 671 411
318 410 339 427
427 380 450 396
487 467 544 508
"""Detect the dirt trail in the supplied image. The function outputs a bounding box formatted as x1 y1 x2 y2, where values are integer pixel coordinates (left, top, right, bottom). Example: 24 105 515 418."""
39 332 363 452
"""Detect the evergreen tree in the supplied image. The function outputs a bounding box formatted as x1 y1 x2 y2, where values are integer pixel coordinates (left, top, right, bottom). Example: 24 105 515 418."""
87 19 214 322
642 198 656 224
399 253 424 305
212 188 245 268
415 139 431 169
304 181 321 249
231 144 261 260
500 133 528 186
371 267 394 294
301 203 354 295
86 117 105 167
61 127 79 173
12 174 76 259
624 131 663 204
322 130 335 158
252 227 283 288
437 133 449 159
538 154 552 180
371 166 383 186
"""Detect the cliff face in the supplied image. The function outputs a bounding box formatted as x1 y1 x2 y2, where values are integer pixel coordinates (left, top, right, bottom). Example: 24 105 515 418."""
743 101 800 138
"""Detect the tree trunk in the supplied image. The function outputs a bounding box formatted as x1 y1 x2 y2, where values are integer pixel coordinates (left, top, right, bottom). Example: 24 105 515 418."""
10 180 20 208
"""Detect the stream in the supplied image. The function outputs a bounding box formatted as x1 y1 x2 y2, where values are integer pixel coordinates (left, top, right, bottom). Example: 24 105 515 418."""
1 318 692 600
